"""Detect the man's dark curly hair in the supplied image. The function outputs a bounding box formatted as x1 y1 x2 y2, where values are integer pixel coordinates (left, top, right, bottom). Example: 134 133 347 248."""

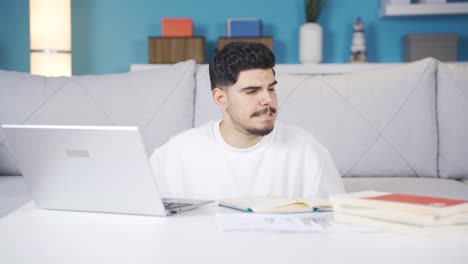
209 42 275 91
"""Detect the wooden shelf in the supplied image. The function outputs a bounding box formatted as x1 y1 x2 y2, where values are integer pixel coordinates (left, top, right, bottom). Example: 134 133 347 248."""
148 37 205 64
379 3 468 17
217 37 273 52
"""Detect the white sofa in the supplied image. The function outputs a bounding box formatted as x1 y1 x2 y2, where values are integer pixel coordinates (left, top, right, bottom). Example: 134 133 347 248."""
1 58 467 216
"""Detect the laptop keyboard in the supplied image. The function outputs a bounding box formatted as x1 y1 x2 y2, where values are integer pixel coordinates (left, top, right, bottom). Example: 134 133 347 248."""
164 202 190 210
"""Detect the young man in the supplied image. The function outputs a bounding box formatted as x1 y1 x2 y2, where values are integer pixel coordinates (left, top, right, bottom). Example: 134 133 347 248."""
150 42 344 199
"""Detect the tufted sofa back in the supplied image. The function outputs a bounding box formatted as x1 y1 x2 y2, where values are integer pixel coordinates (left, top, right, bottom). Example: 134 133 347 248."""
1 58 467 181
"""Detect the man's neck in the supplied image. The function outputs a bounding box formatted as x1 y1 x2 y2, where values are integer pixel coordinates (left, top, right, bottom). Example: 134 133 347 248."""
219 121 263 149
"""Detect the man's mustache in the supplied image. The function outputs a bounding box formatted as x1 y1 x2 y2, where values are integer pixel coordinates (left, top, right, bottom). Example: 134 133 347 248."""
251 107 277 117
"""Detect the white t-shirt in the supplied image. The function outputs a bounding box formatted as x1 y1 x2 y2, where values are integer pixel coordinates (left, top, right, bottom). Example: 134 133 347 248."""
150 120 344 200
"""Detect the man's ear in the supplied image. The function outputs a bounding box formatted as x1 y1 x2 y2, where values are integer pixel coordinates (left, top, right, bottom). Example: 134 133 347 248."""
212 87 227 111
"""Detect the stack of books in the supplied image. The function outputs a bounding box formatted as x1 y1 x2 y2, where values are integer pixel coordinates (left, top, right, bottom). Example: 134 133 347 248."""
330 191 468 235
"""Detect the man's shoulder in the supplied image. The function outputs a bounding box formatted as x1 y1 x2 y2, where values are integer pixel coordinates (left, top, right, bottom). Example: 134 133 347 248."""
166 121 213 144
152 121 215 159
275 122 314 140
274 122 328 151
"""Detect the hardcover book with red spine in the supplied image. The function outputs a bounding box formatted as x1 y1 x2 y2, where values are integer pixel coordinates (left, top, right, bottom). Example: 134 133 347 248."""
331 191 468 234
331 191 468 217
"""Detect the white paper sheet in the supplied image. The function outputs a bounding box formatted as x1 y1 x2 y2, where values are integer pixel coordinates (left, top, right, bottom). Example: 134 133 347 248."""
216 212 379 233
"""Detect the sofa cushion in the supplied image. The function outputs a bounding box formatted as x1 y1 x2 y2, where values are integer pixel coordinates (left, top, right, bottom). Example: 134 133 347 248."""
0 176 31 218
0 60 196 175
275 58 438 178
194 65 221 127
437 63 468 180
0 72 46 175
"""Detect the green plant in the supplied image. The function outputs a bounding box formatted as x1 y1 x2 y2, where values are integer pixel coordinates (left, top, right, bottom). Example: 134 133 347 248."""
305 0 326 23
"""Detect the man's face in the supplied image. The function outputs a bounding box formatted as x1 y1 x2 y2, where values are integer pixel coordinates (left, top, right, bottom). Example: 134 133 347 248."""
221 68 278 136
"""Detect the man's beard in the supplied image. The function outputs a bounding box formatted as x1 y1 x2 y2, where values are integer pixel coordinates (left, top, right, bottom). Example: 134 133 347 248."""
227 106 277 136
245 126 274 136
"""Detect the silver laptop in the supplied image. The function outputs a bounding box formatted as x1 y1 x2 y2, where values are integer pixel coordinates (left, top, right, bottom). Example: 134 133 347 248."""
2 124 212 216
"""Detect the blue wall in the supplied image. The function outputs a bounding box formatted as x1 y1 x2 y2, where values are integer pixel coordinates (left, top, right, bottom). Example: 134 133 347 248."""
0 0 30 72
1 0 467 75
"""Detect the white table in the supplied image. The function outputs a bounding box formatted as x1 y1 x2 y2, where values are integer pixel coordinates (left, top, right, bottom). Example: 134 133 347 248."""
0 201 467 264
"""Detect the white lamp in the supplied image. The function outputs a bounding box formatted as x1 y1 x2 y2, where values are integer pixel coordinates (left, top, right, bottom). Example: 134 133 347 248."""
30 0 71 77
